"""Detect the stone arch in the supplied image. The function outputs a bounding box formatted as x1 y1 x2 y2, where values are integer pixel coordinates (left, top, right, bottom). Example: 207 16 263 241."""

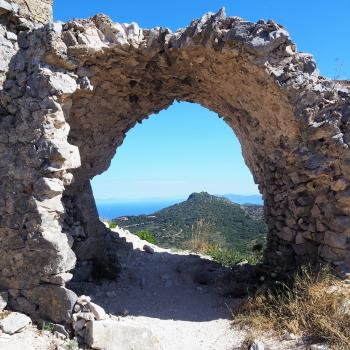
0 5 349 322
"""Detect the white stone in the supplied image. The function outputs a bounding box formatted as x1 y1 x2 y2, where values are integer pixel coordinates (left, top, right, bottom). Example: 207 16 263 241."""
48 72 77 95
0 312 31 335
5 31 17 42
0 291 8 311
85 320 160 350
37 195 64 214
74 312 94 321
250 341 265 350
51 22 63 34
0 36 12 48
89 302 106 320
310 344 331 350
0 0 12 14
77 295 91 305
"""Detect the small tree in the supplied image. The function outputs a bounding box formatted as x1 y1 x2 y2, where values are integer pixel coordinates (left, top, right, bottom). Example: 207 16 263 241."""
136 229 157 244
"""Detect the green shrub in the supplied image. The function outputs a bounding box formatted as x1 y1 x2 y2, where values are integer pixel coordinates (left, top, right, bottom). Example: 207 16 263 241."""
205 244 262 267
42 321 54 332
136 229 157 244
108 221 117 229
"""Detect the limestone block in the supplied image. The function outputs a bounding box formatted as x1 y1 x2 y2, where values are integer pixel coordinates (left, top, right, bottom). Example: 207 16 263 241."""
85 320 160 350
6 31 17 42
0 312 31 334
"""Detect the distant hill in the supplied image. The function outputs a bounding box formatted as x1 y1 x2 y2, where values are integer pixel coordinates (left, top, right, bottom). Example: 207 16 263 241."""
111 192 267 253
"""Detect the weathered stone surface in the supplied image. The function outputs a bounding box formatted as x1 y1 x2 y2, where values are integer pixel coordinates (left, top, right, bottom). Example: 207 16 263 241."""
0 312 31 334
23 286 77 323
13 0 52 23
85 320 160 350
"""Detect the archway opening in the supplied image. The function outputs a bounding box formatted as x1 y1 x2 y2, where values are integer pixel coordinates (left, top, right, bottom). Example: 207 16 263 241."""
91 101 266 257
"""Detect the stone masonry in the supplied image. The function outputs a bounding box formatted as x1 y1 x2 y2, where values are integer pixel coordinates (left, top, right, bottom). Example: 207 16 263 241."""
0 0 349 322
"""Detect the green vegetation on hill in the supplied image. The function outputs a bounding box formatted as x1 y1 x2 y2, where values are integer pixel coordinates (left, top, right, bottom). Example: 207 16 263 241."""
111 192 267 255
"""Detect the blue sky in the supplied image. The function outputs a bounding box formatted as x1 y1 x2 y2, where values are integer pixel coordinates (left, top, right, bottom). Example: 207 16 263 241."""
54 1 349 201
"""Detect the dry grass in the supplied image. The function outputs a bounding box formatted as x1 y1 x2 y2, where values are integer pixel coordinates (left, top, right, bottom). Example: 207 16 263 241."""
182 219 262 266
186 218 211 253
0 310 10 320
234 266 350 350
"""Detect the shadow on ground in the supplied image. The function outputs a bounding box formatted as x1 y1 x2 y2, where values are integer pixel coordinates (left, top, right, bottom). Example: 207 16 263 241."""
68 242 242 322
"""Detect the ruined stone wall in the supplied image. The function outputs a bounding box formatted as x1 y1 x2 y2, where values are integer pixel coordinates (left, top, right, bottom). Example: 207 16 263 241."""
0 1 349 323
0 1 79 322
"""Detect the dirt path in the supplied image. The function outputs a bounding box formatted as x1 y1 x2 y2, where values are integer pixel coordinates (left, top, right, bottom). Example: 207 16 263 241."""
70 227 307 350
